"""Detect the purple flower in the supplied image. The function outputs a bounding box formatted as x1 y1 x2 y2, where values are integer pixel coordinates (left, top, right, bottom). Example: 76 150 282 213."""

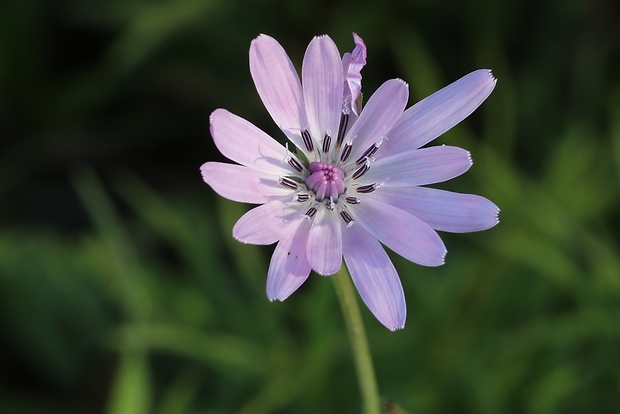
201 33 498 331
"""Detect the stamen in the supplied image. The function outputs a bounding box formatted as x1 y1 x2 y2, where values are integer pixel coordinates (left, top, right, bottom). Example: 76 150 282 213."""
301 130 314 152
352 161 371 179
287 157 303 172
279 177 299 190
340 210 354 225
305 207 317 218
325 197 336 210
322 134 331 153
337 113 349 147
295 194 310 202
340 141 352 163
345 196 361 204
355 141 382 165
356 183 377 194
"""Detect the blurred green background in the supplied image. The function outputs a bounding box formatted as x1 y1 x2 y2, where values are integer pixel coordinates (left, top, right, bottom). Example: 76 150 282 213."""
1 0 619 413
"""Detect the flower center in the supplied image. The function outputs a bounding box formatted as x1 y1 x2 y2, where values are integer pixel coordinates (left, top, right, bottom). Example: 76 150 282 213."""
305 162 345 201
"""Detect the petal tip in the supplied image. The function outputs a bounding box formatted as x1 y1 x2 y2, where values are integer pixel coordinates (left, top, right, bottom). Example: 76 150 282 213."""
267 290 288 302
210 107 226 118
250 33 280 54
313 34 330 41
232 234 244 243
313 262 342 277
475 68 497 81
389 323 405 332
350 33 367 59
209 108 225 135
481 69 498 89
200 162 212 182
252 33 271 43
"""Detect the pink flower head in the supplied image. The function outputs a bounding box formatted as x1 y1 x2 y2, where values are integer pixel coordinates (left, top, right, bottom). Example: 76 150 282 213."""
201 33 498 331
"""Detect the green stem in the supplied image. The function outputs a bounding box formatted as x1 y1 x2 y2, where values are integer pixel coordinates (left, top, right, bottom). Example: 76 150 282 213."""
333 266 381 414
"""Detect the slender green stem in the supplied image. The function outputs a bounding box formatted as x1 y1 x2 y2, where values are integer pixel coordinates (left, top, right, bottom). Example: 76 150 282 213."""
333 266 381 414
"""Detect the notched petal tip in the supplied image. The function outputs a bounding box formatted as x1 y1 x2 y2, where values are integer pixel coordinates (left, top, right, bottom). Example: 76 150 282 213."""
252 33 272 43
267 284 303 303
199 162 213 183
475 68 498 92
473 68 497 80
232 234 248 244
209 108 221 122
250 33 286 60
313 34 330 40
475 196 501 230
208 108 226 137
389 323 405 332
314 265 341 277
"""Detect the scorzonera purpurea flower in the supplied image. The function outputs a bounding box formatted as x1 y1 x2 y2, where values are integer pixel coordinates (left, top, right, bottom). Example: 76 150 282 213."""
201 33 498 331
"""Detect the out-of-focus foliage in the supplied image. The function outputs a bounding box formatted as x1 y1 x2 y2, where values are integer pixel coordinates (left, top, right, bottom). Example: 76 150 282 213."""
1 0 619 412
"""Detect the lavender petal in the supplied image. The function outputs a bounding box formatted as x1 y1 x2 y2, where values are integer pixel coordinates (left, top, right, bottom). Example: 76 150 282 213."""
267 218 312 301
307 208 343 275
350 197 447 266
382 69 496 156
210 109 292 175
200 162 290 204
368 187 500 233
363 146 472 187
342 223 406 331
346 79 408 161
249 34 309 152
233 200 301 245
302 35 343 152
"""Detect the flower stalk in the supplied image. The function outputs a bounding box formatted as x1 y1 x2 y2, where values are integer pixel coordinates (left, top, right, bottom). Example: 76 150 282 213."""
333 266 381 414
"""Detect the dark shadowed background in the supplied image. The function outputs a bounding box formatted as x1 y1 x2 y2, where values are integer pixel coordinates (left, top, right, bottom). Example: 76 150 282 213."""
1 0 619 413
